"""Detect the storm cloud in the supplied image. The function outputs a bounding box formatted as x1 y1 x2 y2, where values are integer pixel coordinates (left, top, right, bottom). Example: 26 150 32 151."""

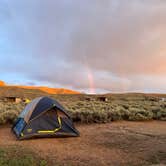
0 0 166 93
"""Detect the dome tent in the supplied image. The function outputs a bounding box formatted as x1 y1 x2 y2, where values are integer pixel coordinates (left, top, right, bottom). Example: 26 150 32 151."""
12 97 79 140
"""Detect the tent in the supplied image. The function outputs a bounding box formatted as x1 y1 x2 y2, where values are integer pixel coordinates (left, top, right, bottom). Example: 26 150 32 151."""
12 96 79 140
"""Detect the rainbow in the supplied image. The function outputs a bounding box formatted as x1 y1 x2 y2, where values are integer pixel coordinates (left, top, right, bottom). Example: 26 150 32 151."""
87 69 95 94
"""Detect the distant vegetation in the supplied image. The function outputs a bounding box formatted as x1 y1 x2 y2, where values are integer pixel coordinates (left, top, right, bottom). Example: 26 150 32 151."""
64 94 166 123
0 93 166 125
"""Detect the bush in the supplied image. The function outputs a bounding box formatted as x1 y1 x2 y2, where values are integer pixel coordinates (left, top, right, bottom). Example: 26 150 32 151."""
0 95 166 125
128 108 153 121
156 109 166 120
0 110 19 124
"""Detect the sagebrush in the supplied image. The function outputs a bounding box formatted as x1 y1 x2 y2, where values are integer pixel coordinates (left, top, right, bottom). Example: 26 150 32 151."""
0 95 166 125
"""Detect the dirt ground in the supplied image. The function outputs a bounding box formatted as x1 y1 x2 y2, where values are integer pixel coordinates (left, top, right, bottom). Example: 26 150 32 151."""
0 121 166 166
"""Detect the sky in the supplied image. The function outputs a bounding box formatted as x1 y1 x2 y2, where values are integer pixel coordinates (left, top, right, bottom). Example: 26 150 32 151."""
0 0 166 94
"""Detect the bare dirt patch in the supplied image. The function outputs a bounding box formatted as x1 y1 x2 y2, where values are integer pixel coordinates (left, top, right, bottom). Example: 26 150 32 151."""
0 121 166 166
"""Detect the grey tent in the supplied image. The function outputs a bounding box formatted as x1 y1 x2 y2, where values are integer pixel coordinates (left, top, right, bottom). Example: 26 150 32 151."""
12 97 79 140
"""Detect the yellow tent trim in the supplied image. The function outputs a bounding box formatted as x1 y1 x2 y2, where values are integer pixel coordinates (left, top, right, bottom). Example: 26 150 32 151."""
37 116 62 134
25 99 31 104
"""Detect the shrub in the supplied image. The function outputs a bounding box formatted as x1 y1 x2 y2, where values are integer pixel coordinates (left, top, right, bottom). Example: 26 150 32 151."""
0 95 165 125
156 109 166 120
128 108 153 121
0 110 19 124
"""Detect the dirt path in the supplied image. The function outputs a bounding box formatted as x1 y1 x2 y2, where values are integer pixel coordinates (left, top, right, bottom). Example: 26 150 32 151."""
0 121 166 166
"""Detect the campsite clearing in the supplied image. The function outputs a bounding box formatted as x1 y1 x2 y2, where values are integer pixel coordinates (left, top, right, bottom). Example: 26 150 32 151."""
0 121 166 166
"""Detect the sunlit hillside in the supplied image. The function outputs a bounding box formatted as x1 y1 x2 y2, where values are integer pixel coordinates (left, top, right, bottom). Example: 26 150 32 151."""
17 86 80 94
0 80 80 95
0 80 6 86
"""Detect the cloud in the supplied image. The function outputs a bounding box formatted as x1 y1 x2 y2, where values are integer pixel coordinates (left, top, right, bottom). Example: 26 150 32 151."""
0 0 166 93
66 0 166 76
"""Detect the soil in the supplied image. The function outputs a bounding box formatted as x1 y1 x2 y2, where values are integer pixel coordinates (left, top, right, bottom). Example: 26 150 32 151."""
0 121 166 166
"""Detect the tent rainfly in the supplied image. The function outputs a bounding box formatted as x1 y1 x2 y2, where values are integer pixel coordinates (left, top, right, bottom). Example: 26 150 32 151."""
12 97 79 140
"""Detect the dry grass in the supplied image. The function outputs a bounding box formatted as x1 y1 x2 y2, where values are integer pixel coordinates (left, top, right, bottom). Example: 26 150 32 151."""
0 94 166 125
0 146 47 166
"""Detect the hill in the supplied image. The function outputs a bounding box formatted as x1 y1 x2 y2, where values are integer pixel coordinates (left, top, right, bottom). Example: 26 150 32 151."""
0 80 80 95
0 81 6 86
17 86 80 94
105 92 166 98
0 86 49 99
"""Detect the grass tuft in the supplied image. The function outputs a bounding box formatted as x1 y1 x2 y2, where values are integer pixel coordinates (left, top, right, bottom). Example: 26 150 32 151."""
0 146 48 166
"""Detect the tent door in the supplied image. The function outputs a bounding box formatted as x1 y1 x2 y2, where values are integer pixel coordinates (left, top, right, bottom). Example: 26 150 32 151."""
37 115 62 134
